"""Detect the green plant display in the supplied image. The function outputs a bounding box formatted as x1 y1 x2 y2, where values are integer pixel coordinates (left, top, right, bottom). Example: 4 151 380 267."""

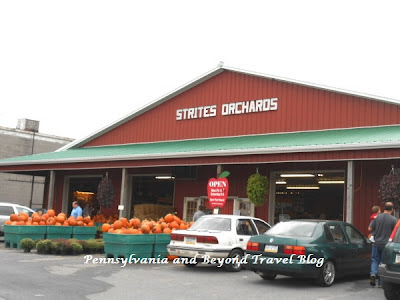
246 172 269 206
20 238 36 253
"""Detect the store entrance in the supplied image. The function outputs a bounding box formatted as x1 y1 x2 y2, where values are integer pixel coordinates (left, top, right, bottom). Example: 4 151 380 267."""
130 176 175 220
274 171 345 224
67 177 102 216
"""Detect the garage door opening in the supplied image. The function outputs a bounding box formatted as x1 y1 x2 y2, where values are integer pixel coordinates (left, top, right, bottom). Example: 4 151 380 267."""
273 170 345 224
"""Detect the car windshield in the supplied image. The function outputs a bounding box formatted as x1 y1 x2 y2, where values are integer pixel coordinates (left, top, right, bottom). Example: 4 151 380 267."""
189 217 231 231
265 221 318 237
16 207 33 217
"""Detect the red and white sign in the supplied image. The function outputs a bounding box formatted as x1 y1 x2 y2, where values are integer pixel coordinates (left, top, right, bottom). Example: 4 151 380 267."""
207 177 229 208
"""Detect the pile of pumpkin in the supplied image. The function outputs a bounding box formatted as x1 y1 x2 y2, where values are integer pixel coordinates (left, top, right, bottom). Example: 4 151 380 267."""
4 209 95 227
102 213 193 234
91 213 119 224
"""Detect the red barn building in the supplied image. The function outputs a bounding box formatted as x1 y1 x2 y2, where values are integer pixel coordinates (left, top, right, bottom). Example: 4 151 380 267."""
1 66 400 235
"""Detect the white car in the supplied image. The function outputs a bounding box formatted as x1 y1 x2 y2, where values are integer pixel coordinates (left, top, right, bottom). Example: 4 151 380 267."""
167 214 270 271
0 202 34 236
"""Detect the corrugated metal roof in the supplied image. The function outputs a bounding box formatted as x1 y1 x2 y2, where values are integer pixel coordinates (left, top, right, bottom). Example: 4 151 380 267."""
59 65 400 151
1 125 400 166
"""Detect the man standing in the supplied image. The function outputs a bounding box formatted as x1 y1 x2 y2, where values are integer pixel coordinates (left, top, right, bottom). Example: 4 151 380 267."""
70 201 83 218
193 205 205 222
368 201 397 287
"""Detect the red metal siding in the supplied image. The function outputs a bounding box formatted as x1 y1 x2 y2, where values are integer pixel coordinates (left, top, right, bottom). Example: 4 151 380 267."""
82 71 400 147
353 160 393 236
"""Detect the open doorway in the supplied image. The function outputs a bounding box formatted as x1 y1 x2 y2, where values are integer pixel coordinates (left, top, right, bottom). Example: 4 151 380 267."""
272 170 345 224
66 177 102 216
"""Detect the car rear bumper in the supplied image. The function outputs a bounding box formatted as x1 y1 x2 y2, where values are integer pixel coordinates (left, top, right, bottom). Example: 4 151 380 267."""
167 245 231 259
379 264 400 284
244 253 322 278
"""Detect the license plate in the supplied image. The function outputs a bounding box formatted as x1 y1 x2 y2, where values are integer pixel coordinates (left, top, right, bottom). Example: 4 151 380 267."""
185 237 196 245
264 245 278 253
395 254 400 264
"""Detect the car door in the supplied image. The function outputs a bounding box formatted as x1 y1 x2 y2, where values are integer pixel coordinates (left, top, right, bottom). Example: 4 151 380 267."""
325 222 353 274
251 219 270 235
235 218 257 250
343 223 371 273
0 205 15 232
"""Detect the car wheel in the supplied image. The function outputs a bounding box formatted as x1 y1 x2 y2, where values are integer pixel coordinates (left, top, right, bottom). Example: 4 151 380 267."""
184 261 197 268
316 260 335 287
224 249 243 272
383 282 400 300
259 273 277 280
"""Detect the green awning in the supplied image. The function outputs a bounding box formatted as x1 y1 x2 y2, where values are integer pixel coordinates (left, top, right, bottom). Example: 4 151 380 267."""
1 125 400 166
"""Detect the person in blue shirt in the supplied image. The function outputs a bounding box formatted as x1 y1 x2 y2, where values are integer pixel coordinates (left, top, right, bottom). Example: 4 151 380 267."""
70 201 83 218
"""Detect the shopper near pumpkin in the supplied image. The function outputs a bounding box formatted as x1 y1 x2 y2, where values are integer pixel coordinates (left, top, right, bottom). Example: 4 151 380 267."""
71 201 83 218
368 201 397 287
82 203 93 217
193 205 205 222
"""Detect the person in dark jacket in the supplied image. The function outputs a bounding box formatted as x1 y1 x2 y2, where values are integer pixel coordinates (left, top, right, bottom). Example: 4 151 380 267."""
368 201 397 287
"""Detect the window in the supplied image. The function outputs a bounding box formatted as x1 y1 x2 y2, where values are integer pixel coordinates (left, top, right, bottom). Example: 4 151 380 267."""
345 225 365 244
0 205 14 216
324 225 334 242
16 207 33 217
189 217 231 231
328 224 346 243
253 219 270 234
236 219 256 235
267 221 317 237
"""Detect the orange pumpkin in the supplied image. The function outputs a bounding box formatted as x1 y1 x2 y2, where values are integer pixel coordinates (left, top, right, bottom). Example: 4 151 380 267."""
77 221 84 226
152 224 162 234
32 215 41 223
46 217 56 225
32 222 39 226
141 224 151 234
10 214 18 222
16 221 26 225
164 214 174 223
56 215 66 223
169 221 179 229
47 209 56 217
87 221 95 227
102 223 111 232
76 216 84 222
120 218 129 228
39 220 46 226
163 227 172 234
130 218 141 229
113 220 123 230
69 218 77 226
173 215 181 224
83 217 91 224
18 214 29 222
4 220 12 225
179 223 188 230
41 214 49 221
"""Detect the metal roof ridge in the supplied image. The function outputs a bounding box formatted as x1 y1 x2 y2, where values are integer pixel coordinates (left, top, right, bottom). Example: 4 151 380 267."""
60 124 400 150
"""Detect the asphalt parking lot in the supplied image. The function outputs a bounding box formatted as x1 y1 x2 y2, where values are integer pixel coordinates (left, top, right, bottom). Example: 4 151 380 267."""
0 239 385 300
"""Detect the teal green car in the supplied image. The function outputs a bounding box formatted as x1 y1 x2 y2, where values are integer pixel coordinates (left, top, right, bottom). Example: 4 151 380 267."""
245 220 371 287
379 219 400 300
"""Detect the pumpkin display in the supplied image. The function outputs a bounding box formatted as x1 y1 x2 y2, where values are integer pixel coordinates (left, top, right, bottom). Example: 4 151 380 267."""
105 213 191 235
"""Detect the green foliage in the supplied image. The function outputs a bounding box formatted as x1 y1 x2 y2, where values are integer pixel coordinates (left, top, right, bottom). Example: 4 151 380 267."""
219 171 230 178
246 173 269 206
20 238 36 251
380 173 400 205
71 243 83 255
36 240 53 254
86 239 99 253
77 240 89 253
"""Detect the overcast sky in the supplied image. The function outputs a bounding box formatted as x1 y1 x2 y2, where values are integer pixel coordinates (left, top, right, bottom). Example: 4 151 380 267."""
1 1 399 140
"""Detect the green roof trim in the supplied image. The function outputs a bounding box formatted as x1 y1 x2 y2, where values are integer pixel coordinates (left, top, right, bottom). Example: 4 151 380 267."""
1 125 400 166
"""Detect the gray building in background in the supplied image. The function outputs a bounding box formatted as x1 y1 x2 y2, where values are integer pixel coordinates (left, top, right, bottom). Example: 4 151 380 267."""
0 119 73 208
